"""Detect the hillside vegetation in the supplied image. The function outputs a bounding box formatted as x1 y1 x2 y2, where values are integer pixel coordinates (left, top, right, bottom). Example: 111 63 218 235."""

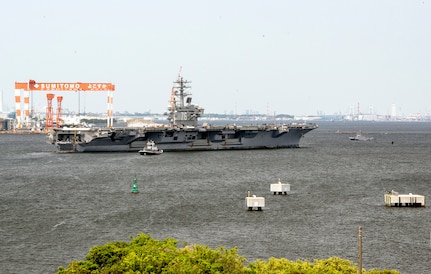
57 233 399 274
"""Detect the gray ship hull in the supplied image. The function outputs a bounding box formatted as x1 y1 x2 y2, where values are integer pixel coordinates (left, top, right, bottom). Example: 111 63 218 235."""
48 127 146 152
143 126 313 152
48 124 317 152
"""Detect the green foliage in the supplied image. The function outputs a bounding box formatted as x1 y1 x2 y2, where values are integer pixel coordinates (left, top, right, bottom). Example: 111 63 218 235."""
85 241 129 269
165 245 246 273
247 257 399 274
57 234 399 274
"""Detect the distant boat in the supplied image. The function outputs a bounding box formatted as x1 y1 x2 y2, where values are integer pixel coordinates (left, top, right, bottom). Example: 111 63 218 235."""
349 132 373 141
138 140 163 156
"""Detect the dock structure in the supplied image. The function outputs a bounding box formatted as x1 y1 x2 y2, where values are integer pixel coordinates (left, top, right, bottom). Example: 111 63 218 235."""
270 178 290 195
384 191 425 207
246 192 265 211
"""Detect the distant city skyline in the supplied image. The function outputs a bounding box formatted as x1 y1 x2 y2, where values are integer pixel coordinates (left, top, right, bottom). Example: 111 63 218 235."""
0 89 429 119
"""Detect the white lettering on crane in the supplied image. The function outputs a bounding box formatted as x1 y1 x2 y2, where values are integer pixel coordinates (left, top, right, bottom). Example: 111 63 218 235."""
34 82 110 90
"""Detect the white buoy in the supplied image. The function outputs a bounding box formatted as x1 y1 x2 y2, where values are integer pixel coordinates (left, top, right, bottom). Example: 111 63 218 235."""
246 192 265 211
270 178 291 195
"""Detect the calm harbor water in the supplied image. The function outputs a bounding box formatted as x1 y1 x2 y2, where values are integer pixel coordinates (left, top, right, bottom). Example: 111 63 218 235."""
1 121 431 274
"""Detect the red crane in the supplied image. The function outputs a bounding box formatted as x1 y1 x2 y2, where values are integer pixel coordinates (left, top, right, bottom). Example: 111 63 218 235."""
46 94 55 128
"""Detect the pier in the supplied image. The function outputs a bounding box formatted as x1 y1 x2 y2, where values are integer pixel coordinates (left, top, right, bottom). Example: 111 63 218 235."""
384 191 425 207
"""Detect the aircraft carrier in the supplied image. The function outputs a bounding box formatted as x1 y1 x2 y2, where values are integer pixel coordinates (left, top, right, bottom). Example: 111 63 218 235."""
47 73 318 152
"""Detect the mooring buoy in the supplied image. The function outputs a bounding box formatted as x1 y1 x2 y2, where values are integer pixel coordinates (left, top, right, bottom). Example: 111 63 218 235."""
131 175 139 194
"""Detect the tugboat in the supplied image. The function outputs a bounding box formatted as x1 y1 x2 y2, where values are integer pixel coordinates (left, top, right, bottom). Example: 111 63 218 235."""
138 140 163 156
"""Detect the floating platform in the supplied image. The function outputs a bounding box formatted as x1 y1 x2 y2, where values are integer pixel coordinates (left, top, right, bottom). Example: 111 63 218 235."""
384 191 425 207
246 195 265 211
270 178 290 195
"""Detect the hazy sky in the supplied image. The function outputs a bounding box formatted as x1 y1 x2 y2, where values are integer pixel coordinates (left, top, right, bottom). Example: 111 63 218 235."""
1 0 430 116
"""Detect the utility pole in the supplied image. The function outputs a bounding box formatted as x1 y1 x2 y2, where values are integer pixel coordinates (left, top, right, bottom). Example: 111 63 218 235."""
358 226 362 274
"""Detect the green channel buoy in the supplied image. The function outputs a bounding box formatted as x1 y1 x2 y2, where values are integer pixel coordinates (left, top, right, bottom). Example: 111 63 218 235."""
131 175 139 194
